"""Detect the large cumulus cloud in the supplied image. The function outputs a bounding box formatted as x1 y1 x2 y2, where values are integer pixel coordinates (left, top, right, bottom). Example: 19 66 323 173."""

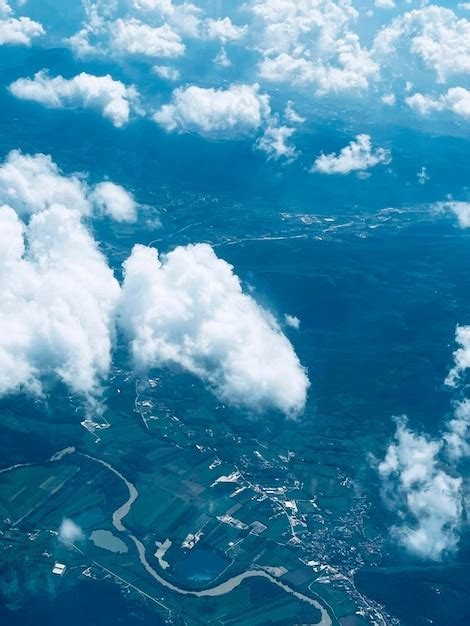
0 151 308 417
0 150 138 222
69 0 199 59
0 150 141 407
251 0 378 95
0 150 90 216
9 71 139 128
0 204 120 403
119 243 309 415
153 83 271 136
373 6 470 84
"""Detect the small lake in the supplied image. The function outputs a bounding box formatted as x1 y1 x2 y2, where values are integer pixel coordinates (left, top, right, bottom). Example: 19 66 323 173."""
90 529 128 554
174 545 230 583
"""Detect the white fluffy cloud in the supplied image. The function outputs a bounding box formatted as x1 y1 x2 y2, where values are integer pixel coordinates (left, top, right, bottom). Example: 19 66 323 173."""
0 149 306 416
111 18 184 58
256 124 297 161
0 148 148 405
91 181 138 223
250 0 357 56
440 201 470 228
69 0 200 58
58 518 84 545
285 314 300 330
203 17 247 43
375 0 395 8
10 71 139 128
119 243 309 415
0 149 138 222
444 400 470 461
153 64 180 80
373 6 470 83
153 83 271 136
312 134 390 175
0 1 43 46
0 15 44 45
284 101 305 124
0 204 120 402
258 36 378 95
131 0 201 37
378 418 463 560
0 150 90 216
251 0 378 94
446 325 470 387
379 325 470 560
406 88 470 120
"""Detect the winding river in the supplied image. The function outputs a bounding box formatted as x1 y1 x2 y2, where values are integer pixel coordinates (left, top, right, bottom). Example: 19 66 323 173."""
80 452 333 625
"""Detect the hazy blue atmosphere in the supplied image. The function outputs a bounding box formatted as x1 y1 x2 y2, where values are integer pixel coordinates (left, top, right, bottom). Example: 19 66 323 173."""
0 1 469 625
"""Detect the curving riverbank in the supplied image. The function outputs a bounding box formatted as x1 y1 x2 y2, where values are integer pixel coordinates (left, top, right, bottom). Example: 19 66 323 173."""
80 451 334 626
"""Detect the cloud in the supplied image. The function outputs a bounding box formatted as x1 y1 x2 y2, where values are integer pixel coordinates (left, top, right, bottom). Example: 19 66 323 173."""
284 101 305 124
285 314 300 330
153 83 271 136
444 400 470 461
417 166 429 185
131 0 201 37
250 0 357 55
256 124 297 161
0 149 138 222
0 149 309 416
0 15 44 46
10 71 139 128
153 64 180 80
379 326 470 561
203 17 247 43
251 0 378 94
439 201 470 228
69 0 201 58
0 1 43 46
58 518 84 545
0 0 11 17
378 418 463 561
0 149 139 407
111 18 184 58
0 149 306 416
373 6 470 83
0 150 90 217
131 0 176 10
0 204 120 403
406 88 470 120
90 181 138 223
446 325 470 387
213 47 231 68
312 134 390 175
258 36 379 95
375 0 395 8
381 93 396 106
119 243 309 415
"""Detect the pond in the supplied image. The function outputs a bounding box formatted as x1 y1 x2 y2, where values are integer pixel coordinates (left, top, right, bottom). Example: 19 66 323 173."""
90 529 128 554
